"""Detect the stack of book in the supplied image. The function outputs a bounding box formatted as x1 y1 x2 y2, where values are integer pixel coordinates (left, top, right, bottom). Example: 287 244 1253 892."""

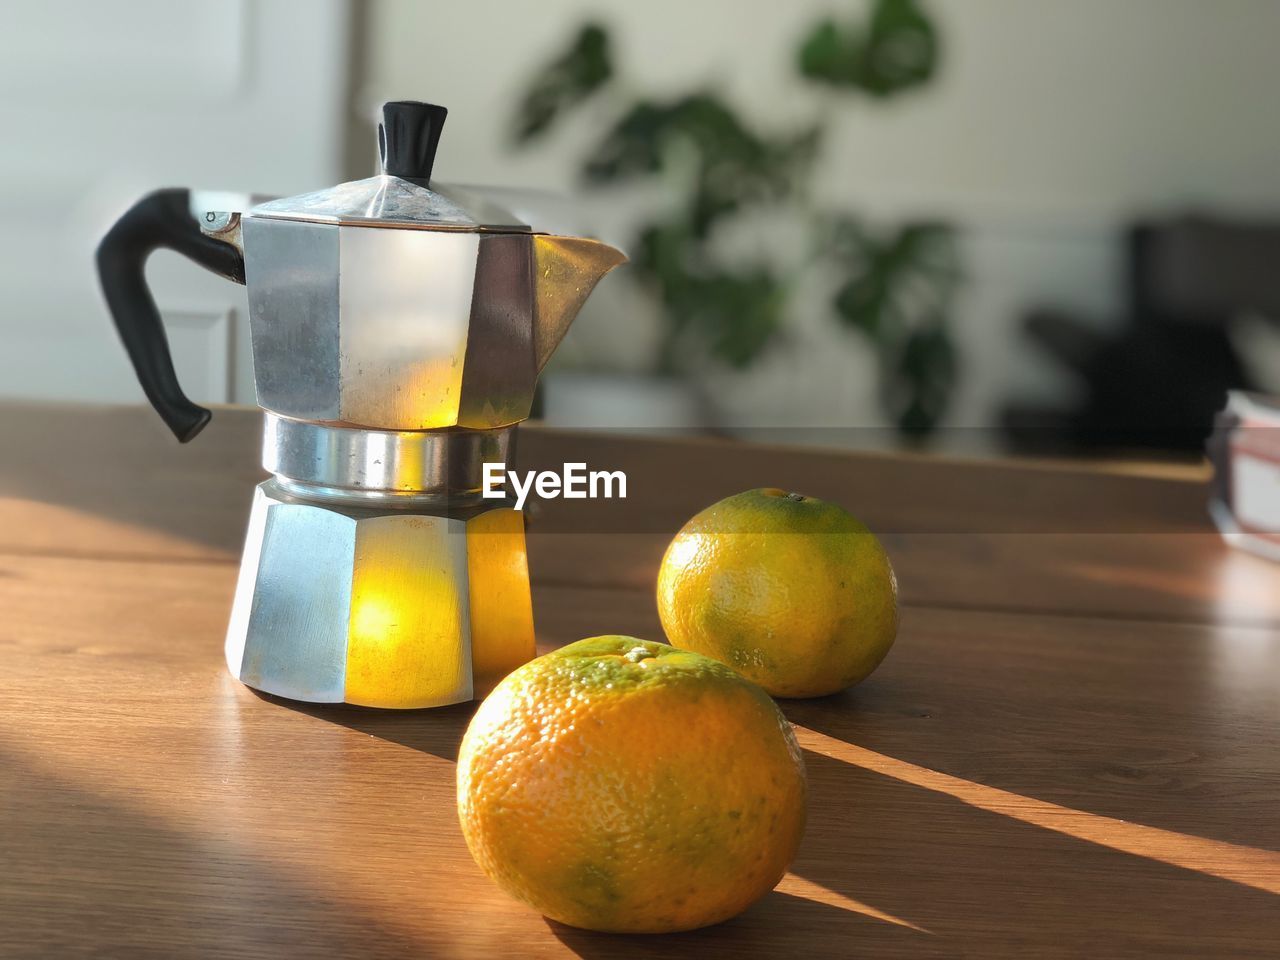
1209 392 1280 560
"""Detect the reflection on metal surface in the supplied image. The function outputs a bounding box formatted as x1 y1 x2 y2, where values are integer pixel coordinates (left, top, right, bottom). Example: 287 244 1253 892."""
232 119 624 428
466 508 535 696
533 235 629 372
224 485 270 681
264 414 512 499
345 515 472 709
192 189 272 261
238 222 624 430
338 228 477 429
224 483 532 708
248 176 530 232
243 216 342 421
236 489 356 703
457 234 538 427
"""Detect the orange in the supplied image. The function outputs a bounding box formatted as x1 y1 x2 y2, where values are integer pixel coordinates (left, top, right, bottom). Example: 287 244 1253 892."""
456 636 807 933
657 488 898 698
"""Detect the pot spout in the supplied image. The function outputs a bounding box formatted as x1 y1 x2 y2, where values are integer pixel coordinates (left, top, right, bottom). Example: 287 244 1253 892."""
532 235 628 372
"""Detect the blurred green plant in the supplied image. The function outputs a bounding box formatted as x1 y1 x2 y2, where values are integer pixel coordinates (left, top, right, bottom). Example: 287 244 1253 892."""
799 0 938 95
513 0 960 436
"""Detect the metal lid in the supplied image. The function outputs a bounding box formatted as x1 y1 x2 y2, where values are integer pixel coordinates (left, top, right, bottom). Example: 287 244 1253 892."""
247 177 531 232
246 100 530 233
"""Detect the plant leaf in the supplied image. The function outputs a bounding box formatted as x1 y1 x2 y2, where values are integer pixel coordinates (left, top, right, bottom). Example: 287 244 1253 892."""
583 94 819 234
798 18 862 85
513 24 613 143
883 323 957 436
832 219 957 339
829 217 960 436
797 0 939 97
633 220 784 371
581 100 671 183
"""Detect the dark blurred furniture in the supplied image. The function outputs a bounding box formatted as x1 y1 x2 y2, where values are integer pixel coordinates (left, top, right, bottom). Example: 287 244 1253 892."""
1004 217 1280 454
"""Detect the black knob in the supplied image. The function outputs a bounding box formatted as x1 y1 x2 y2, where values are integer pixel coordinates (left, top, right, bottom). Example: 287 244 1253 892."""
378 100 447 185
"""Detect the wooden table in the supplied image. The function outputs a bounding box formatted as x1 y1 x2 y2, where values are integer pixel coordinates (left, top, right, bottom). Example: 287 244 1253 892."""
2 402 1277 959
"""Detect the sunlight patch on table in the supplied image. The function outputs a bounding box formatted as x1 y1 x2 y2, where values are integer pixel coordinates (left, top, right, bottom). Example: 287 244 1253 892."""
795 726 1280 896
778 874 931 933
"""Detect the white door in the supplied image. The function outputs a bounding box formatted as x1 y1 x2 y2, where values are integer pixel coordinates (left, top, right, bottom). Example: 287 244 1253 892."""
0 0 352 408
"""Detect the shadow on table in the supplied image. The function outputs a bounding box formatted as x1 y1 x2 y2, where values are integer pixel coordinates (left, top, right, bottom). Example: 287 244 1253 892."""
779 742 1280 958
780 602 1280 855
0 403 264 559
253 690 478 763
0 747 435 958
546 890 940 960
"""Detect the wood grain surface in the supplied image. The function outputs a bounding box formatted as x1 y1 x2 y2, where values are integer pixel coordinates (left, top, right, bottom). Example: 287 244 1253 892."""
1 402 1278 958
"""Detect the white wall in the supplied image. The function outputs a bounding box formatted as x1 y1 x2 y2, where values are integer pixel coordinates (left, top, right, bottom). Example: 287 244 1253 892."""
358 0 1280 429
0 0 351 410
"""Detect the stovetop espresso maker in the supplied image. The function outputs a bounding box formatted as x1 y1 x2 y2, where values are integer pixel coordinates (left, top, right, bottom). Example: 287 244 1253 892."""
97 100 625 708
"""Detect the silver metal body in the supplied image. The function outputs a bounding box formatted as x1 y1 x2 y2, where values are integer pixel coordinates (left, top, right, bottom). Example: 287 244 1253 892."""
238 217 537 430
198 176 624 432
224 417 535 709
191 133 625 709
264 413 512 504
225 478 480 707
248 176 531 232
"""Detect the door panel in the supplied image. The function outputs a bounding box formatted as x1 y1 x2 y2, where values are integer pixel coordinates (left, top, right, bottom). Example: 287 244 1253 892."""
0 0 353 408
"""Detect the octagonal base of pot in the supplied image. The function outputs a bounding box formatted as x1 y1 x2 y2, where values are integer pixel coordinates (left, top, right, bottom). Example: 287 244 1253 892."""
225 482 535 708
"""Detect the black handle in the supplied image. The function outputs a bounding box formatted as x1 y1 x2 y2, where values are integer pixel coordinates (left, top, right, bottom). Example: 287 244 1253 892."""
96 188 245 443
378 100 448 184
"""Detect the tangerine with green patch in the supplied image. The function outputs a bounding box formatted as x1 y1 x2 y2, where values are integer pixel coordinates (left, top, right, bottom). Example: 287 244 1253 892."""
657 487 898 698
456 635 807 933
